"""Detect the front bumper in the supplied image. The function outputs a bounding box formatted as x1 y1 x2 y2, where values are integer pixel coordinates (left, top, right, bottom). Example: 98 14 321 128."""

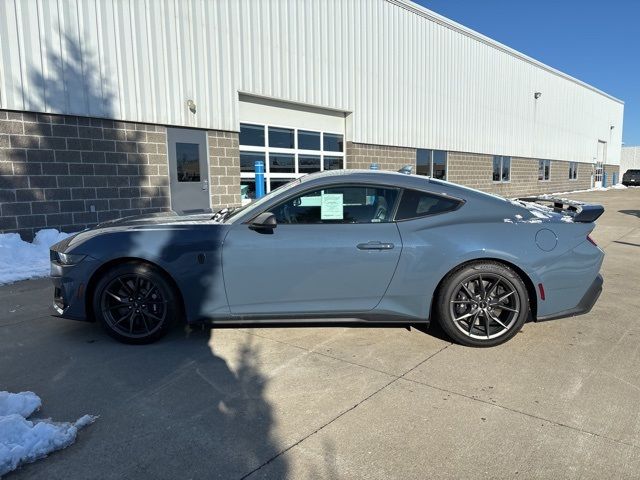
50 255 99 322
537 274 603 322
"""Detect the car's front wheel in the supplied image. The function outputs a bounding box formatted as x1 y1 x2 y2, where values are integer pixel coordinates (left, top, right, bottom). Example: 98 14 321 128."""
437 262 529 347
92 262 179 344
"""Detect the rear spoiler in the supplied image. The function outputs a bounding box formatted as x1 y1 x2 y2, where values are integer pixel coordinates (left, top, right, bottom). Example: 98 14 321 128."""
515 196 604 223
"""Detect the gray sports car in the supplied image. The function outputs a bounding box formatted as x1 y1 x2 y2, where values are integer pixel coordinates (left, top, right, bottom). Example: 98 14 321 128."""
50 169 604 347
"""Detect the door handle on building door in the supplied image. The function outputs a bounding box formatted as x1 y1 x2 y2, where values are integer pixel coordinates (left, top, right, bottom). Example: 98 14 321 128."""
202 179 209 191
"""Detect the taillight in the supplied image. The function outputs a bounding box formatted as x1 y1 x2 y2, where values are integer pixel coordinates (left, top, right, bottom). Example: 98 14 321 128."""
587 234 598 247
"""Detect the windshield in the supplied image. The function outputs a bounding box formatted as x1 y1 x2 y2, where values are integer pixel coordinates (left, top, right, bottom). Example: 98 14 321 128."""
225 178 303 222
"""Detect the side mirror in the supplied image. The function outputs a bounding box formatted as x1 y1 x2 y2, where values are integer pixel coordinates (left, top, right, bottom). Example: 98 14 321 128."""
249 212 277 231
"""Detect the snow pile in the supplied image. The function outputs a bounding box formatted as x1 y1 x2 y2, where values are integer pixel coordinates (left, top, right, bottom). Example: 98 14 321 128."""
0 392 41 418
0 229 73 285
550 183 627 196
0 391 96 476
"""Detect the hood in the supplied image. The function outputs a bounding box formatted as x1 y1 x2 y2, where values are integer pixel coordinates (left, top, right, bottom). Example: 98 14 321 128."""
51 211 224 252
92 211 216 228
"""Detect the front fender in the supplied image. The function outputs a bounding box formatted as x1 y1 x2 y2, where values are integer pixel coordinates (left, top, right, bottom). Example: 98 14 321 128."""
64 226 231 323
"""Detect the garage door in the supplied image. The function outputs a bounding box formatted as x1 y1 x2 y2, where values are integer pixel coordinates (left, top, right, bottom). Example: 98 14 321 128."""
238 95 347 201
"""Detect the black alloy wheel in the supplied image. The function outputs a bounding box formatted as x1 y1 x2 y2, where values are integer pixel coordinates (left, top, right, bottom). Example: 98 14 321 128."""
93 262 178 344
437 262 529 347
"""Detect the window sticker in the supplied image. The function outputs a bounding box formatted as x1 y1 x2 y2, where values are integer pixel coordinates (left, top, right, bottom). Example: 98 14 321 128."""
321 193 343 220
299 195 322 207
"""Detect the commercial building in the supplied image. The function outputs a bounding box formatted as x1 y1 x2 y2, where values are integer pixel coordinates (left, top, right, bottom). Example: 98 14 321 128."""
0 0 624 239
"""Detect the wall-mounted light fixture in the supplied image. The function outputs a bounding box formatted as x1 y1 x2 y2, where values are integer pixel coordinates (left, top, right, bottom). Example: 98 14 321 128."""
187 99 197 114
534 92 542 100
610 125 615 130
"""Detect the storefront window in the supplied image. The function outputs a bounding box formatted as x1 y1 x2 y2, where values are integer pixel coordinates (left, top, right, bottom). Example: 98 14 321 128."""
416 149 447 180
239 122 345 192
239 123 264 147
298 130 321 150
493 156 511 182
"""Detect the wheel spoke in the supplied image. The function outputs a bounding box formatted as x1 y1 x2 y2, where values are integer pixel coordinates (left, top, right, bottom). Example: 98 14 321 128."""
488 310 508 329
461 282 475 299
487 279 499 297
107 303 128 311
451 300 474 304
113 311 132 327
468 311 480 334
484 312 491 338
454 311 476 322
106 291 125 303
139 312 151 333
144 311 165 323
478 273 486 297
143 286 158 301
496 305 519 314
498 291 515 302
118 277 133 295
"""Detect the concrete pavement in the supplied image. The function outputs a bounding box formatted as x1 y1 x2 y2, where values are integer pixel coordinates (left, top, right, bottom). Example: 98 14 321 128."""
1 188 639 479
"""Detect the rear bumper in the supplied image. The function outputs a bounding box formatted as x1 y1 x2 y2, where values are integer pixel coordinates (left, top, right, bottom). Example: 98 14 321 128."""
537 274 603 322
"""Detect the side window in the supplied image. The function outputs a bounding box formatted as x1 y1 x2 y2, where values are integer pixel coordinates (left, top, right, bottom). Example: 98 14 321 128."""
395 189 461 221
272 186 399 224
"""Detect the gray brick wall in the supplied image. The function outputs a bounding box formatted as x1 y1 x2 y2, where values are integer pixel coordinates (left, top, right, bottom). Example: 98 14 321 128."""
346 141 619 196
604 164 620 185
448 153 593 196
346 142 416 170
0 110 170 240
207 131 242 209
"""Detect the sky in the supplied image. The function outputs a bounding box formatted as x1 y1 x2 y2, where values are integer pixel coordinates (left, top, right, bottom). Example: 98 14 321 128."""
415 0 640 146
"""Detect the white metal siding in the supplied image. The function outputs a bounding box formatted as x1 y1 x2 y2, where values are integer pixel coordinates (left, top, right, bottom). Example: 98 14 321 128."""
0 0 624 164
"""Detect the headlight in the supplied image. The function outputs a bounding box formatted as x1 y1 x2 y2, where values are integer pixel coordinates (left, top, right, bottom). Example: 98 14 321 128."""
56 252 86 266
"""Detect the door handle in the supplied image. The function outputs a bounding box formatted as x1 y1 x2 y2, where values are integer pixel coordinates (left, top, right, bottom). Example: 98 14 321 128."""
357 241 395 250
202 179 209 191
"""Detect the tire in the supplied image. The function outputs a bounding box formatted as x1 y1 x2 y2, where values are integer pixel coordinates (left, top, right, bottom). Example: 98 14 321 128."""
92 262 179 344
436 261 529 347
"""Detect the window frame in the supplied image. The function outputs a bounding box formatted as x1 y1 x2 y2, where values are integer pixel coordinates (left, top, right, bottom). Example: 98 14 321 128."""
239 122 345 196
256 183 402 225
538 159 551 181
392 188 465 222
492 155 511 183
415 149 448 180
569 162 578 180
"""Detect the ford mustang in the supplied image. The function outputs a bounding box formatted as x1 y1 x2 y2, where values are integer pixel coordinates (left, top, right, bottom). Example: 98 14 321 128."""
50 169 604 347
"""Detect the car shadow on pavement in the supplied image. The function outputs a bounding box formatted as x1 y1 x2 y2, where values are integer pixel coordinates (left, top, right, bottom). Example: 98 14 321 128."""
212 319 453 343
6 320 288 479
618 209 640 218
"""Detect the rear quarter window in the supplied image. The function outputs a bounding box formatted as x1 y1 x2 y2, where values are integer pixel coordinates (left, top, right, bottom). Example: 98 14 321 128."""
395 189 462 221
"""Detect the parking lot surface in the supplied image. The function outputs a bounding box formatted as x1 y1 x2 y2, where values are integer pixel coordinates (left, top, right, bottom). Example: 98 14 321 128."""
1 188 639 479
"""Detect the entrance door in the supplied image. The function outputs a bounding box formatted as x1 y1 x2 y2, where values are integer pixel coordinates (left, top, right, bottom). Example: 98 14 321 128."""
167 128 210 213
594 141 606 188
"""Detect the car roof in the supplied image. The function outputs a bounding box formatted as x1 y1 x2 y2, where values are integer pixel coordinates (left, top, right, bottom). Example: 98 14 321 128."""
299 169 504 203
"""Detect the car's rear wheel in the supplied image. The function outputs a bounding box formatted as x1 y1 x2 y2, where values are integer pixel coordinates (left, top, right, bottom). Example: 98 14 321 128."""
93 262 178 344
437 262 529 347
